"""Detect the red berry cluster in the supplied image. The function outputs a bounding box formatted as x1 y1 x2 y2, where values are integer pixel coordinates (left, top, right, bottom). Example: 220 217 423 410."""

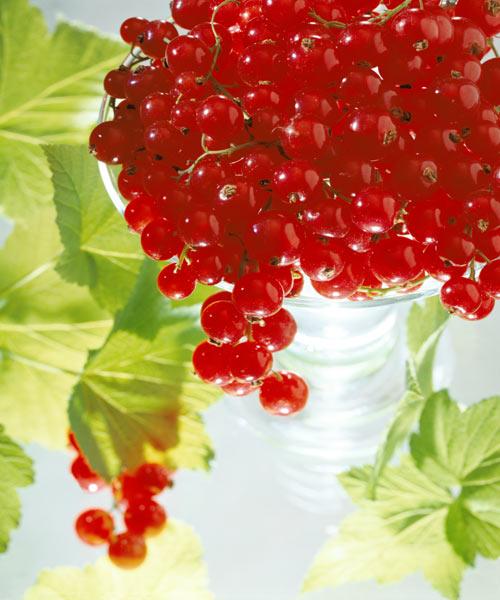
69 432 172 569
90 0 499 413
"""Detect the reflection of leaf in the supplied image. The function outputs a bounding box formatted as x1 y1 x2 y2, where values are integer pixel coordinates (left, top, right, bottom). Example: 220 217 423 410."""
305 459 464 600
45 146 144 313
0 425 34 554
69 262 220 481
369 388 424 496
407 297 449 397
369 298 449 494
0 200 111 448
0 0 125 223
24 520 213 600
412 393 500 564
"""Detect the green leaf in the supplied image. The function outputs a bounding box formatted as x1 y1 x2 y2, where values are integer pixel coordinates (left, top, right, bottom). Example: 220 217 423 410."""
0 202 111 448
407 297 449 397
445 500 477 566
305 459 464 600
411 394 500 563
24 520 213 600
69 261 220 481
0 0 125 145
0 0 126 223
410 390 463 487
0 424 34 553
44 145 144 313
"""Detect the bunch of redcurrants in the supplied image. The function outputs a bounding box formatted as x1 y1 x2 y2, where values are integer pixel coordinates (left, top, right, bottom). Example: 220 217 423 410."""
90 0 500 417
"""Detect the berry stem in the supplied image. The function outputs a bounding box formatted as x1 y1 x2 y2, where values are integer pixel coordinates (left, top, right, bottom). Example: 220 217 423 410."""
469 258 477 281
308 11 347 29
371 0 412 25
209 0 238 75
177 140 263 180
176 245 192 270
476 249 492 263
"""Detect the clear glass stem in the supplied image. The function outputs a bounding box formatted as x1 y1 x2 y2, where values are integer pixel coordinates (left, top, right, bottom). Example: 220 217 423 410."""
230 303 405 515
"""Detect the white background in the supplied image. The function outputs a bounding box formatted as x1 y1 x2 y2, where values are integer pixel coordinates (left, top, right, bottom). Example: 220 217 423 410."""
1 1 500 599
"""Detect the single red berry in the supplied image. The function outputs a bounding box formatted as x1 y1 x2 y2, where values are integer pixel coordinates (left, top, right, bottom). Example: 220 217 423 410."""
201 300 247 344
166 35 212 76
436 231 476 266
124 197 158 234
192 341 233 385
441 276 483 316
252 309 297 352
139 20 178 59
108 532 147 569
196 95 245 143
300 237 345 282
75 509 114 546
157 263 196 300
141 218 182 261
302 199 351 239
259 372 309 416
273 160 321 204
370 237 424 284
104 68 130 99
279 118 330 159
245 211 303 266
478 259 500 299
232 272 284 318
422 244 467 282
89 122 134 165
230 341 273 382
120 17 148 44
462 290 496 321
171 0 212 28
351 187 397 234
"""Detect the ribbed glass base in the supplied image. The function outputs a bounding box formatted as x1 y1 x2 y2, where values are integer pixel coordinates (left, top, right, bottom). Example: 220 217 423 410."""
230 303 405 515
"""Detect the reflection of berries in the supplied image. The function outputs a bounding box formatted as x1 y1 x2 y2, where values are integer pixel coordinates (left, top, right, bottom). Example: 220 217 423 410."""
108 532 147 569
75 509 114 546
124 498 167 536
69 432 174 569
70 455 105 493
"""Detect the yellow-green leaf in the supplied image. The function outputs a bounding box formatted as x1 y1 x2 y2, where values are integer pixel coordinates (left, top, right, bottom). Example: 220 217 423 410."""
69 261 220 481
305 459 464 600
0 202 111 448
24 520 213 600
